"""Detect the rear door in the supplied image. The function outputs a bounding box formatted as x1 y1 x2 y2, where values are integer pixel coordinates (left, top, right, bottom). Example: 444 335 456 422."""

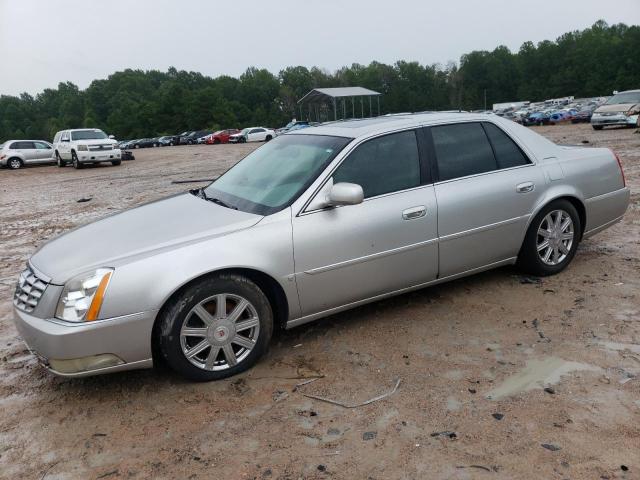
33 141 54 162
15 141 36 162
427 121 545 277
293 129 438 316
60 131 71 159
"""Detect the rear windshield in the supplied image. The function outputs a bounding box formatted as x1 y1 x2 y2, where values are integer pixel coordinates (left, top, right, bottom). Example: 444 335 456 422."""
71 129 108 141
606 92 640 105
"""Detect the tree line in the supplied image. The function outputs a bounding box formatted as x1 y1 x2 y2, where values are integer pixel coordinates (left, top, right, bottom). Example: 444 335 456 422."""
1 20 638 141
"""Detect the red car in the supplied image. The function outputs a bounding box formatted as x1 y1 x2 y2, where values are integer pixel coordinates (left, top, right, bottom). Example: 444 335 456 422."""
206 129 241 144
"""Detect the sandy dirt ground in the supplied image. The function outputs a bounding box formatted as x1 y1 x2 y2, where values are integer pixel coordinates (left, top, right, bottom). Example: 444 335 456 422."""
0 124 639 480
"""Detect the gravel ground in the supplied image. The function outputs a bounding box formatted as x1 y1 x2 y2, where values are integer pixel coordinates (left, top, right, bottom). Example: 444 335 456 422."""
0 124 639 480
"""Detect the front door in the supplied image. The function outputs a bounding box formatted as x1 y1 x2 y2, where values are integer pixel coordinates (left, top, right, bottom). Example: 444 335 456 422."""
293 129 439 316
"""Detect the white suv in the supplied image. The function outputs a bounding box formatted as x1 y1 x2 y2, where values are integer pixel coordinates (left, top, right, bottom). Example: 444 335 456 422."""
53 128 121 169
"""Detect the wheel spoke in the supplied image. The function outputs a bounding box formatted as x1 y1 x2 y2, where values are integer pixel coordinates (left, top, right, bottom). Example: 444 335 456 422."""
205 346 221 370
554 212 563 230
181 327 207 337
186 339 210 359
559 243 570 255
227 299 249 323
538 228 551 238
561 232 574 240
193 304 215 326
215 294 227 319
543 247 553 263
222 344 237 366
537 240 550 252
235 317 259 332
560 217 572 232
232 334 255 350
552 247 561 263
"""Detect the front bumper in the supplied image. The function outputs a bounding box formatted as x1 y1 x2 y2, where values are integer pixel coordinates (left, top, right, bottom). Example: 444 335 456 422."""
78 149 122 163
591 113 638 127
13 307 157 377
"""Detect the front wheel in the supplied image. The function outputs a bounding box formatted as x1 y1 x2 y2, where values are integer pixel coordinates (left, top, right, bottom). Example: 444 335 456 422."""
56 151 66 167
72 151 83 169
7 157 22 170
158 274 274 381
265 135 272 142
111 160 121 166
518 200 581 276
592 125 603 131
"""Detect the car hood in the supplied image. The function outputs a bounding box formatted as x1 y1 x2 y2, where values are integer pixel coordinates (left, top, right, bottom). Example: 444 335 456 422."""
74 138 118 146
595 103 639 114
30 193 263 284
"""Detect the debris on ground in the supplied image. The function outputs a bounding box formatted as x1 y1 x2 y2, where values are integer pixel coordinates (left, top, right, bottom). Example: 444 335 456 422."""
171 178 217 184
456 465 493 472
541 443 561 451
518 276 542 285
300 378 401 408
492 413 504 420
76 197 92 203
430 431 457 439
362 431 377 441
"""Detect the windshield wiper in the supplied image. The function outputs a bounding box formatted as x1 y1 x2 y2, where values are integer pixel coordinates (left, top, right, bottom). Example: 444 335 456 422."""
195 188 237 209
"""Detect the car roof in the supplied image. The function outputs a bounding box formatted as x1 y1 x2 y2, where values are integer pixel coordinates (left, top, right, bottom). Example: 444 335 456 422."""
289 112 501 139
3 139 51 143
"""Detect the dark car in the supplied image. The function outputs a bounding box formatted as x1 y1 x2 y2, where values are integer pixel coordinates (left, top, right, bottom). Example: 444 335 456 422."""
158 135 179 146
130 138 160 149
571 106 596 124
178 131 211 145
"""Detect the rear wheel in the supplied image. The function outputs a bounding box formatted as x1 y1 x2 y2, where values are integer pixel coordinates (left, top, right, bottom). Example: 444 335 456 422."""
111 160 121 166
265 135 272 142
8 157 22 170
518 200 581 276
214 138 221 145
158 274 273 381
592 125 603 130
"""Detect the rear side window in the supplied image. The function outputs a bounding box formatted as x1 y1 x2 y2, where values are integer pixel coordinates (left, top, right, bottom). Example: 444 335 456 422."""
10 141 34 149
333 130 421 198
483 123 530 168
431 123 496 181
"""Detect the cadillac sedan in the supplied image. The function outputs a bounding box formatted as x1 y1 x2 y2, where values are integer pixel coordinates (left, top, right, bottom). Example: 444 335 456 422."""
13 113 630 381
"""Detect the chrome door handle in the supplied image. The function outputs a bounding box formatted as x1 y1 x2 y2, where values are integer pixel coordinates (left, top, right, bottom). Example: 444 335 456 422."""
516 182 535 193
402 206 426 220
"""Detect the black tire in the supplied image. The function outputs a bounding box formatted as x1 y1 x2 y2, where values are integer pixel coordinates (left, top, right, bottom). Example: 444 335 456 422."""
213 138 221 145
135 144 140 149
188 140 193 145
517 199 581 277
111 160 121 166
158 274 274 381
56 151 66 167
239 137 246 143
7 157 22 170
71 151 83 169
169 142 174 146
592 125 603 130
265 135 272 142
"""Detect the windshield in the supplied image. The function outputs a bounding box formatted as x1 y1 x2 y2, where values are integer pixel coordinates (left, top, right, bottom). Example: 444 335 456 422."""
240 128 250 135
204 134 351 215
606 92 640 105
71 129 108 141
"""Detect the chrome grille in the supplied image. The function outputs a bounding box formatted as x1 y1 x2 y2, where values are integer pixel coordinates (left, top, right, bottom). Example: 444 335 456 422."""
14 266 48 313
88 144 113 151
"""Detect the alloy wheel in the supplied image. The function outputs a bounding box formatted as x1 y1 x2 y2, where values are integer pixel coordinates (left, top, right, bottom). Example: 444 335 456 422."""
9 158 21 169
537 209 574 266
180 293 260 371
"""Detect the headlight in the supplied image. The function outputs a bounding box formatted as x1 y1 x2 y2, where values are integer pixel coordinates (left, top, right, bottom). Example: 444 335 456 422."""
77 145 88 151
55 268 113 322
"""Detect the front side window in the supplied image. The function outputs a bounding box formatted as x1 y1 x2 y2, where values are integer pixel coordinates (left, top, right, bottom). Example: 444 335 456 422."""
204 134 351 215
431 123 496 181
332 130 421 199
61 132 69 141
483 123 529 169
71 129 108 141
34 141 51 150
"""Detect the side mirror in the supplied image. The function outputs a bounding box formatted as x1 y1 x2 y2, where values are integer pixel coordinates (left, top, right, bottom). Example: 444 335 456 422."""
61 138 69 142
327 182 364 206
108 135 115 139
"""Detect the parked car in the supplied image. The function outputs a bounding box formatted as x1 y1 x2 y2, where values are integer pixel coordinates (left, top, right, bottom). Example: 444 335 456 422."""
12 113 630 380
591 89 640 130
121 151 135 161
571 106 596 124
53 129 121 169
522 112 550 126
0 140 55 169
158 135 179 147
229 127 275 143
276 120 310 135
132 138 160 148
206 129 241 144
179 130 211 145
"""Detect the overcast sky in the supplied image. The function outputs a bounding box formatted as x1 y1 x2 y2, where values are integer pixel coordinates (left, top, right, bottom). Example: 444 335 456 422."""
0 0 638 96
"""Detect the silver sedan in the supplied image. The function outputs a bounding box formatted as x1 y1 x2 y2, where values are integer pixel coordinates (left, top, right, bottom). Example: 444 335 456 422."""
13 113 630 380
